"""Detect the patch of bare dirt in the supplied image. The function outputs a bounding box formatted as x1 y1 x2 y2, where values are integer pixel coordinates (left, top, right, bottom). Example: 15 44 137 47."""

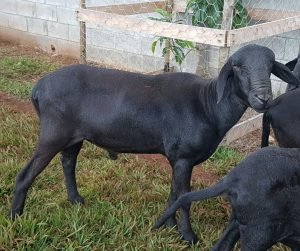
0 91 34 114
138 154 220 185
230 128 277 156
0 40 78 66
230 129 262 154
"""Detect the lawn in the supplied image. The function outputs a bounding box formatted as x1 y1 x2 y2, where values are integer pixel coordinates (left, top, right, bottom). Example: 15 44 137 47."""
0 44 288 250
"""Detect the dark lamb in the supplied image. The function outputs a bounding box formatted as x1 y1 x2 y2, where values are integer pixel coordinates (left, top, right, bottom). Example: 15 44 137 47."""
10 45 299 243
155 147 300 251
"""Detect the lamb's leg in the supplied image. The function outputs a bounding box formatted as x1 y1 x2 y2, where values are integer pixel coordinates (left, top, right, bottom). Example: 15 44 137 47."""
239 225 273 251
61 142 84 204
212 218 240 251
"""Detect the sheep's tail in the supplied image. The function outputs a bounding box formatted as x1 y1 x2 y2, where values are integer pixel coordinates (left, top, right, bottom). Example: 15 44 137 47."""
31 83 40 117
154 180 227 229
261 112 271 147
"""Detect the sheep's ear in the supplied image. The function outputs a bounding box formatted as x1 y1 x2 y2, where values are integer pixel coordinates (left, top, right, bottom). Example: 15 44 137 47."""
285 58 298 70
217 61 233 103
272 61 300 87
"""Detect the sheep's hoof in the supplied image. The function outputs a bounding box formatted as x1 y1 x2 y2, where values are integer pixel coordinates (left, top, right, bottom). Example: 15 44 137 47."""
154 216 177 229
69 195 85 204
180 230 199 245
164 217 177 228
108 150 118 160
8 210 22 221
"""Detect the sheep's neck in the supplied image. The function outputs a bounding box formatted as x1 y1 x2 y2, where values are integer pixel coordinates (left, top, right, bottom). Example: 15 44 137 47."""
203 78 248 137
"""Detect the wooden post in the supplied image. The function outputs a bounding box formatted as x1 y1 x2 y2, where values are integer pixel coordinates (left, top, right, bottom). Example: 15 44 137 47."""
221 0 235 30
164 0 173 72
80 0 87 64
218 0 235 70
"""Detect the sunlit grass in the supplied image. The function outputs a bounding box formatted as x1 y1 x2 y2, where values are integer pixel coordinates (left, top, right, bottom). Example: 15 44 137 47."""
0 56 57 99
202 146 244 177
0 56 57 82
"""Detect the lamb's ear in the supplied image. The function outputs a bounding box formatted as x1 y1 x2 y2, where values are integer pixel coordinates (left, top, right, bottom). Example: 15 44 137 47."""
272 61 300 87
285 58 298 70
216 61 233 103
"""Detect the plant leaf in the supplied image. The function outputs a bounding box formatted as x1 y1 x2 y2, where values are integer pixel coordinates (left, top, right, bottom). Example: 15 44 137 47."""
155 8 172 21
151 40 158 54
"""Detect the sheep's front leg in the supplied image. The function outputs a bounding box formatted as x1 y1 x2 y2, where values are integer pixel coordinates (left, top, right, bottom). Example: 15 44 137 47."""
163 174 178 228
171 159 197 243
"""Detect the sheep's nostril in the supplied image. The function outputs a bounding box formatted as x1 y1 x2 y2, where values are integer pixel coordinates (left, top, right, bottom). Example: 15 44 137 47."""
255 95 271 105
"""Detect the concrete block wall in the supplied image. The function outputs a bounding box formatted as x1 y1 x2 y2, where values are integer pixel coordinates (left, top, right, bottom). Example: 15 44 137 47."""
0 0 299 78
0 0 80 57
260 30 300 95
84 10 164 71
0 0 164 72
243 0 300 11
85 25 164 72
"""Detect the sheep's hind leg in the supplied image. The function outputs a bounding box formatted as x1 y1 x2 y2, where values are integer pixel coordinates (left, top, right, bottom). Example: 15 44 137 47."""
10 139 64 218
61 142 84 204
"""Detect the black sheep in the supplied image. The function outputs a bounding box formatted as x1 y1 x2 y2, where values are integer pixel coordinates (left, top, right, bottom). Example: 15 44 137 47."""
10 45 299 243
155 147 300 250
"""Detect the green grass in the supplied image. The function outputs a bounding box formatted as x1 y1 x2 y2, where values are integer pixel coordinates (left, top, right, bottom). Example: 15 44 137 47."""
0 79 33 99
203 146 244 177
0 51 289 250
0 106 289 250
0 56 57 99
0 56 57 81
